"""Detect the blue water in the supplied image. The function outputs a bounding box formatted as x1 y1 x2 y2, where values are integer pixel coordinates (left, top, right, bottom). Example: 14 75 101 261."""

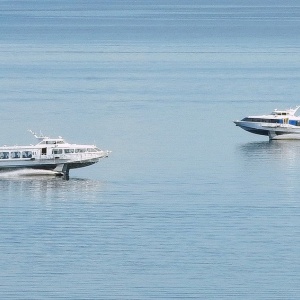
0 1 300 299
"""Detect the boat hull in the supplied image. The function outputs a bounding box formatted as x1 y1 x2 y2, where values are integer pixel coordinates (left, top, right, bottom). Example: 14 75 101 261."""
0 158 99 173
234 121 300 140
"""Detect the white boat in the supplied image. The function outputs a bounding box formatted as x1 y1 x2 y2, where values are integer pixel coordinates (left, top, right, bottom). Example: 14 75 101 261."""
0 130 110 179
234 106 300 140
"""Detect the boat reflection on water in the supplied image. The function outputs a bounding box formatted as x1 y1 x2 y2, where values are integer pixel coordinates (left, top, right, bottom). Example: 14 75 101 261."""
236 140 300 199
0 169 107 203
238 140 300 160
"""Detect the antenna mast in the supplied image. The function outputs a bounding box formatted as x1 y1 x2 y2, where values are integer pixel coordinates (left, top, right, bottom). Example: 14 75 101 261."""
28 130 48 141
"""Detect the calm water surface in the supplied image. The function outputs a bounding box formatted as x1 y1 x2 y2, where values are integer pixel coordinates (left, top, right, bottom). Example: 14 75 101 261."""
0 1 300 299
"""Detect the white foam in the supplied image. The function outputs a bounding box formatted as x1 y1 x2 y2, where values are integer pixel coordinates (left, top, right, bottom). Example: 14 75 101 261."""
0 169 58 178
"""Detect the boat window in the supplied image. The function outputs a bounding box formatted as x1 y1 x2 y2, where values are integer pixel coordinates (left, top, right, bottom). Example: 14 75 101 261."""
75 149 86 153
22 151 32 158
87 148 97 152
242 117 280 123
46 141 56 144
0 152 9 159
64 149 74 154
56 140 64 144
52 149 63 155
11 151 21 159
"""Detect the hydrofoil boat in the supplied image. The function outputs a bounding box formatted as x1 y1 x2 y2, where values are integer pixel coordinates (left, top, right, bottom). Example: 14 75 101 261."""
234 106 300 140
0 130 110 179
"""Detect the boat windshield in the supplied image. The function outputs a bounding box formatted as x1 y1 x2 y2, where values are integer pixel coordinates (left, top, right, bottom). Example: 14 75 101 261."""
272 111 287 116
39 140 65 145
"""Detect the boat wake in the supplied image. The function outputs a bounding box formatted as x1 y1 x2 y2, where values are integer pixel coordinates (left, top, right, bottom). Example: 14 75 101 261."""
0 169 58 178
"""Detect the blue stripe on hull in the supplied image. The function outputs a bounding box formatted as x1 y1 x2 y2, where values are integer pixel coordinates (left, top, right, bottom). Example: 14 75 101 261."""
239 126 298 138
240 126 269 136
0 161 97 172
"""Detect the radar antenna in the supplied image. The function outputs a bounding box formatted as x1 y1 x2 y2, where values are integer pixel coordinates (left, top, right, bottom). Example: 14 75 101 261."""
28 130 49 141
